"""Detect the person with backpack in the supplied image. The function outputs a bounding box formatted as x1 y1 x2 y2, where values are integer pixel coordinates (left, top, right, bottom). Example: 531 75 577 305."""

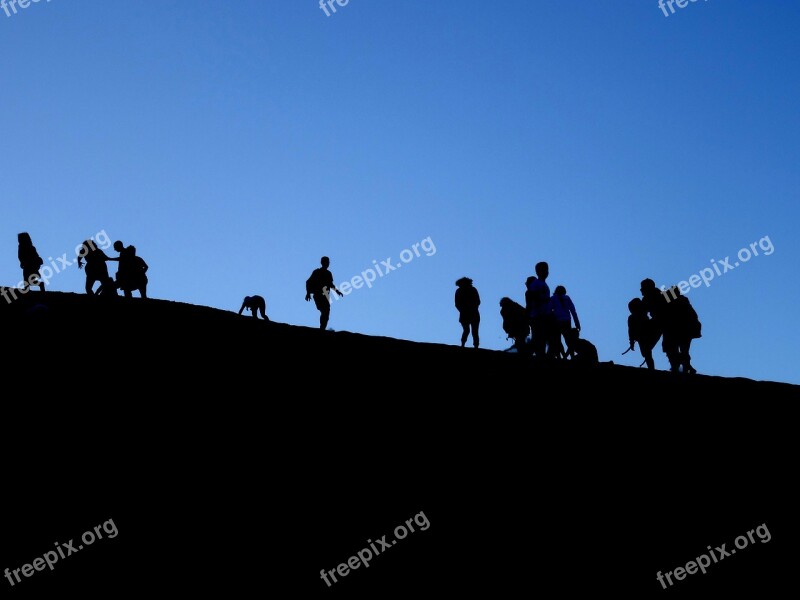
18 232 45 292
663 285 701 374
500 297 530 354
454 277 480 348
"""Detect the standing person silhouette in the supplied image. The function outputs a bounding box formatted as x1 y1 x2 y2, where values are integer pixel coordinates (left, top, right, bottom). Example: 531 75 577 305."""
305 256 343 330
526 262 552 357
239 295 269 320
550 285 581 359
640 278 670 369
18 233 45 292
627 297 658 370
663 286 700 374
454 277 481 348
77 240 118 295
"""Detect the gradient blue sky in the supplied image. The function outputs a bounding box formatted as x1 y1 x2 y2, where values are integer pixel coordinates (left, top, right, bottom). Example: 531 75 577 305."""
2 1 798 384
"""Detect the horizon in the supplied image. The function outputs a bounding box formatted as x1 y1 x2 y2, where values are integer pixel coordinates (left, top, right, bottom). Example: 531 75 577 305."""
2 1 798 385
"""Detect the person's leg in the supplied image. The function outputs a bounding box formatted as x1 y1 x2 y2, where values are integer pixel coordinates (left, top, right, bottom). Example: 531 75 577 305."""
86 275 95 295
472 318 480 348
140 285 147 299
460 322 469 347
682 338 695 373
662 333 680 372
320 308 329 330
642 345 655 370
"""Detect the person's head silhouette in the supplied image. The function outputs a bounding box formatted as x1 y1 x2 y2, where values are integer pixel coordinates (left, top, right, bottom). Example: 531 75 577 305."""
321 256 330 269
640 278 657 294
535 262 549 279
455 277 472 288
114 241 125 253
554 285 566 296
628 297 645 314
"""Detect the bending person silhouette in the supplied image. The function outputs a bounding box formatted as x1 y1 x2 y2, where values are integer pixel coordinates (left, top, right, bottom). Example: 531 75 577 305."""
113 241 149 298
77 240 118 295
305 256 343 330
18 233 45 292
454 277 480 348
500 297 529 354
239 295 269 320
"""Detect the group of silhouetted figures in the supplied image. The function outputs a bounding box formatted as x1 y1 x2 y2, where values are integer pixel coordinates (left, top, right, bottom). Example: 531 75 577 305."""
455 261 598 364
455 263 702 373
14 232 148 299
11 235 701 372
627 278 701 373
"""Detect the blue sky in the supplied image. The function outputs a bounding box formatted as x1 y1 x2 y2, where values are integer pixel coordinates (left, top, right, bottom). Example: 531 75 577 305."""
2 0 798 384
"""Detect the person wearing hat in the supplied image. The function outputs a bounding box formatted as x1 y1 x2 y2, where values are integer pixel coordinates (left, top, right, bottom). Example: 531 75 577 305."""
455 277 481 348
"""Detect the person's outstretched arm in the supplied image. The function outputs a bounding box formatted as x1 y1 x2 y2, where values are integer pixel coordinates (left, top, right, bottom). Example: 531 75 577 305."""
238 300 247 315
569 298 581 331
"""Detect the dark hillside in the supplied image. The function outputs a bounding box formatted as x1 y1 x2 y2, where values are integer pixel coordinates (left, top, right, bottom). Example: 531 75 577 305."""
1 291 797 595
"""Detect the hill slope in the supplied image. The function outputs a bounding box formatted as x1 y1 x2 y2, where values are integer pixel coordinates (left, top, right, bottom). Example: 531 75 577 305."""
1 291 797 596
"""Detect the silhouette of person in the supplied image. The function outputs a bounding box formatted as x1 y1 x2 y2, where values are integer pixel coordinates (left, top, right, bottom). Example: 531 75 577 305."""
77 240 118 295
454 277 480 348
550 285 581 359
571 335 599 365
662 286 700 374
305 256 343 330
526 262 553 357
500 297 530 353
627 297 658 370
239 295 269 320
113 241 149 298
18 233 45 292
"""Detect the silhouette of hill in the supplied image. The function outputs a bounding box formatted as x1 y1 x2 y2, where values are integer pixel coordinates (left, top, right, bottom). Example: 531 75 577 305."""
2 290 797 596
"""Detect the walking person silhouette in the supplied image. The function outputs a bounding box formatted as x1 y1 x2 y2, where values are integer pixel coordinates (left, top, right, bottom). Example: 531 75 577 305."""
77 240 118 295
627 297 658 370
454 277 480 348
305 256 343 330
18 233 45 292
